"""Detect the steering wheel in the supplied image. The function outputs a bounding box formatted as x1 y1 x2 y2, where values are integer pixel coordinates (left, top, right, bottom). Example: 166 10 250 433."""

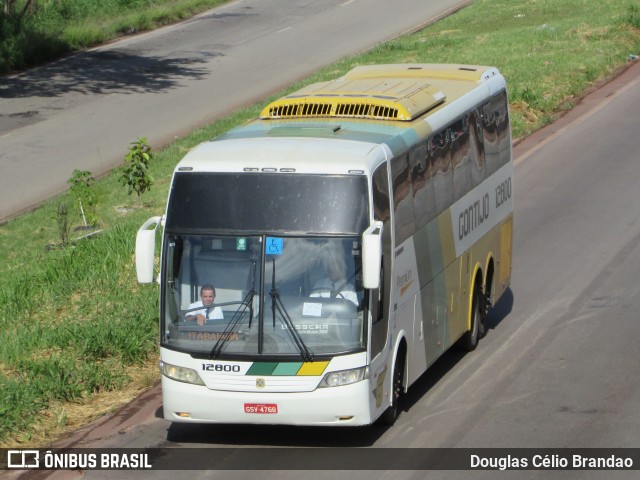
308 288 347 300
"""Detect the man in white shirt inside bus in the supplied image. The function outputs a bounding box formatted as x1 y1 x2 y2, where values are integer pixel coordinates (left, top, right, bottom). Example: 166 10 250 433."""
310 254 359 307
186 284 224 324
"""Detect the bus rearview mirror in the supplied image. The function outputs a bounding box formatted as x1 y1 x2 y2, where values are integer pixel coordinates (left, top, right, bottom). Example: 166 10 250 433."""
362 221 383 289
136 216 163 284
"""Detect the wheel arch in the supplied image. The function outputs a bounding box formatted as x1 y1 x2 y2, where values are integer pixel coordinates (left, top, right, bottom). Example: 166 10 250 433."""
467 262 483 330
390 334 408 394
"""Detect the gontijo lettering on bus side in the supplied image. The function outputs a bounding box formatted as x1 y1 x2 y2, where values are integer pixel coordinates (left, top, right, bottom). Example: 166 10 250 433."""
450 162 513 257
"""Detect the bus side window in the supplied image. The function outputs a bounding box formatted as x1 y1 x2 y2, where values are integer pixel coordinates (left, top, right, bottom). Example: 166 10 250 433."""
451 117 472 202
432 130 453 216
495 91 511 170
391 153 416 245
371 164 391 357
469 108 486 189
410 142 436 230
482 100 500 176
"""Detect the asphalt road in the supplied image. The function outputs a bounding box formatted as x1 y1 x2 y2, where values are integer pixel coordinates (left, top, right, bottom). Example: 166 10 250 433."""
0 0 468 222
6 60 639 480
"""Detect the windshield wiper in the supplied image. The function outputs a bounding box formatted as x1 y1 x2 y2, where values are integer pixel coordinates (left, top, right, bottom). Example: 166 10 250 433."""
210 258 258 358
209 289 255 359
269 258 313 362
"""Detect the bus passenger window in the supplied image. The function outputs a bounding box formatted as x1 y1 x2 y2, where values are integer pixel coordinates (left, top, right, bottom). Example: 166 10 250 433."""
391 154 416 245
432 131 453 217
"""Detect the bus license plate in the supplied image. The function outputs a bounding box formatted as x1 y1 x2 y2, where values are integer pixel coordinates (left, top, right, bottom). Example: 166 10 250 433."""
244 403 278 414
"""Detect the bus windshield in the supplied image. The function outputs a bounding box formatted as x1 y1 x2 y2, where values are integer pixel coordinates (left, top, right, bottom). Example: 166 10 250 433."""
162 235 366 358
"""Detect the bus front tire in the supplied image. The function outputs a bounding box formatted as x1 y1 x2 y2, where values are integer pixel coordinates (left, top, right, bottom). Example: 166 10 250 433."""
379 354 404 425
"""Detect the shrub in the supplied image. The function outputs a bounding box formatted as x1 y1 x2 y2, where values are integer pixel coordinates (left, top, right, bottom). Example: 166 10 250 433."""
120 137 154 200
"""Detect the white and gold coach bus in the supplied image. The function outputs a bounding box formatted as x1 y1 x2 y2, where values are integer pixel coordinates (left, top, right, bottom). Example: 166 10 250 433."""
136 64 513 426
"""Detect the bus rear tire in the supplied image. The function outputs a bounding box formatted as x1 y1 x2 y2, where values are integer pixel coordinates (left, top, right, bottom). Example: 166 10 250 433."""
379 353 404 425
460 287 481 351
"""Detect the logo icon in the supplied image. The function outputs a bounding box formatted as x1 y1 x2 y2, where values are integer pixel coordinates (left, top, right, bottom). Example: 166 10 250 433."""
7 450 40 469
256 378 266 388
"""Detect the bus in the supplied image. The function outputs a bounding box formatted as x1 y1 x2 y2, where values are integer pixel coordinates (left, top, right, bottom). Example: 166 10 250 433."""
135 64 513 426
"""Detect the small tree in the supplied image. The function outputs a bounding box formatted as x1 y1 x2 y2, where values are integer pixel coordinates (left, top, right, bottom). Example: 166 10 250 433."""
68 169 98 227
120 137 154 201
52 202 72 246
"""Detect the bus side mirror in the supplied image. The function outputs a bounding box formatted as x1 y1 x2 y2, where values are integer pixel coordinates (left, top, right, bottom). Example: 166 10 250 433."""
135 216 163 284
362 221 383 289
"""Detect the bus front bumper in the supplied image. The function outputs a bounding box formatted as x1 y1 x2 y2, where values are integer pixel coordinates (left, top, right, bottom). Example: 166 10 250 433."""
162 376 375 426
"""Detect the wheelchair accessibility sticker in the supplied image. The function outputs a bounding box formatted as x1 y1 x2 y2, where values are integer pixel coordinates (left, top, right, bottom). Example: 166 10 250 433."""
266 237 283 255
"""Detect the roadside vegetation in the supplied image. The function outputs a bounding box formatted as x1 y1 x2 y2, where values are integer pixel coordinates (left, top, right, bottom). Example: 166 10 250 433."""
0 0 639 446
0 0 228 73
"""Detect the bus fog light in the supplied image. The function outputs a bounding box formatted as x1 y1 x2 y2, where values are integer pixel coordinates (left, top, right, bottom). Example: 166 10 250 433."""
319 367 368 388
160 361 205 386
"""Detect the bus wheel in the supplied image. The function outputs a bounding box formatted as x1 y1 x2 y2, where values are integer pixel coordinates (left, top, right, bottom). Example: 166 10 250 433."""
460 288 481 351
379 354 404 425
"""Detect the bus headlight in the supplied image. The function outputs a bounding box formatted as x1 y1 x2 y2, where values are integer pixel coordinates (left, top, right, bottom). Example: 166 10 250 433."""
160 361 205 386
319 367 368 388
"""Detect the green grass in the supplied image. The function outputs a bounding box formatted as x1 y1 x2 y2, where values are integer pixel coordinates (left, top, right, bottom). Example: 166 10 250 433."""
0 0 639 445
0 225 158 441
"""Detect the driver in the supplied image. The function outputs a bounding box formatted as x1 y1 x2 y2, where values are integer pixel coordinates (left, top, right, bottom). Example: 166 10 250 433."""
186 284 224 325
310 253 358 306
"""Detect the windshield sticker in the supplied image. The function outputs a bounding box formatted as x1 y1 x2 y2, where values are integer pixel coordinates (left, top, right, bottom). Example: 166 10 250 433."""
265 237 283 255
236 237 247 251
302 302 323 317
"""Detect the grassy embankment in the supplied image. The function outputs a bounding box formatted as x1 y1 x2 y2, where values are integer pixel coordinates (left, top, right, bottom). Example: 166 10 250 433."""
0 0 229 73
0 0 638 447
